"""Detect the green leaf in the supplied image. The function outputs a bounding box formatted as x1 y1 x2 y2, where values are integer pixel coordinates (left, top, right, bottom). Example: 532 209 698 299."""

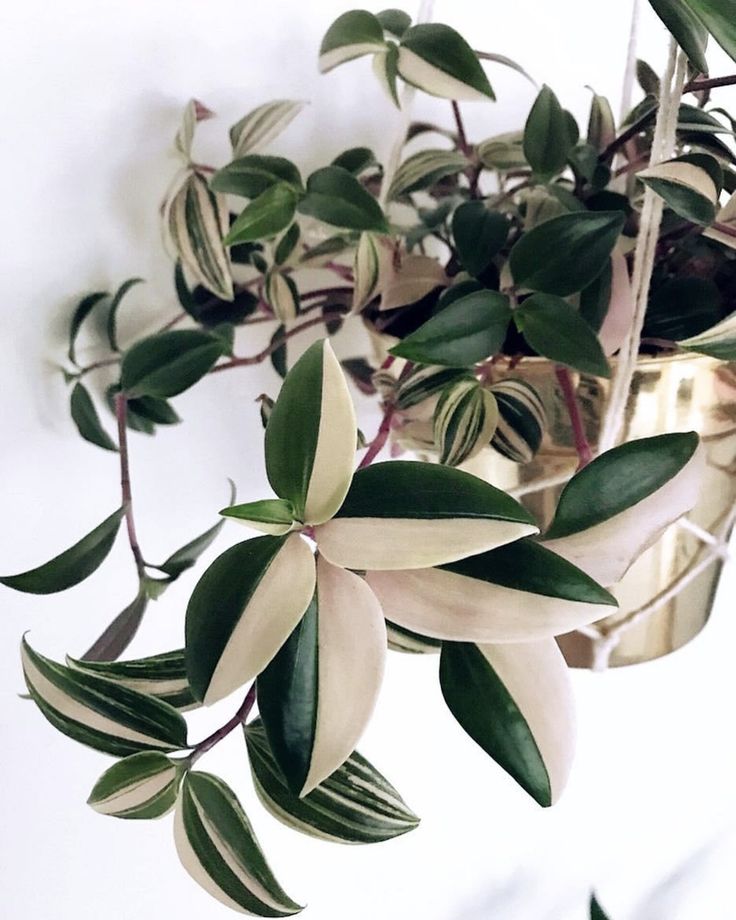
373 42 401 107
245 719 419 843
82 589 148 662
387 148 469 200
1 507 124 594
639 154 720 225
546 432 701 539
185 535 316 705
68 291 108 365
398 23 494 101
106 277 144 352
229 100 306 158
509 210 625 296
298 166 388 232
265 271 300 322
224 182 298 245
174 263 259 326
678 308 736 358
270 323 288 379
523 85 573 180
319 10 387 73
637 59 661 97
434 379 498 466
274 223 301 265
477 130 527 171
174 772 303 916
590 894 611 920
68 648 198 711
120 329 224 398
166 172 234 301
128 395 181 426
490 378 547 464
514 293 611 377
587 91 616 152
211 155 303 199
377 8 411 38
331 146 377 175
21 638 188 756
389 290 512 366
265 340 357 524
644 276 722 341
156 487 233 580
317 460 537 571
451 201 509 276
220 498 296 536
648 0 709 73
682 0 736 63
70 382 118 452
88 751 181 819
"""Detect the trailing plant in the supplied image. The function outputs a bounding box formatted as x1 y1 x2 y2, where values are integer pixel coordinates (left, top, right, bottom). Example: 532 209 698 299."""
7 3 736 915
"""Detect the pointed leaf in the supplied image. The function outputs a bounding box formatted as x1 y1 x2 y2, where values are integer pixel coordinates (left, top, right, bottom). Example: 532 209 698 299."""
524 85 573 180
107 277 144 351
319 10 387 73
639 155 719 225
590 894 612 920
316 460 537 570
351 232 395 312
220 498 296 536
451 201 509 277
372 43 401 106
434 379 498 466
490 379 547 464
68 291 108 365
678 308 736 358
379 254 447 311
682 0 736 64
185 535 316 705
82 589 148 662
265 271 300 322
587 92 616 153
298 166 388 232
1 507 124 594
70 382 118 452
398 24 494 101
387 148 469 200
648 0 709 73
230 100 307 158
224 183 298 245
211 155 303 199
120 329 224 398
156 482 235 580
88 751 181 819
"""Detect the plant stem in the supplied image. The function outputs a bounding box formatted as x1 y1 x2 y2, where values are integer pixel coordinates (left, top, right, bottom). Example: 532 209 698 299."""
209 312 346 373
188 684 256 764
78 357 121 378
357 357 409 469
684 73 736 93
114 394 146 577
555 366 593 469
451 101 472 157
599 105 656 163
713 220 736 240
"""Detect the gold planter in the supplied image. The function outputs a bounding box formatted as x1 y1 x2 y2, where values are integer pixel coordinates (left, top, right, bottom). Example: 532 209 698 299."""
481 353 736 668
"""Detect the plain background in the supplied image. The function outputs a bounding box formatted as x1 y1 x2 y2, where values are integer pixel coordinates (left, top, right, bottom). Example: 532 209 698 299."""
2 2 736 918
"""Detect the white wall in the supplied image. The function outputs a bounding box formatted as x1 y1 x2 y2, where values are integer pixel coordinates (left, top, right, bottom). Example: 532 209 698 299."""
2 2 736 918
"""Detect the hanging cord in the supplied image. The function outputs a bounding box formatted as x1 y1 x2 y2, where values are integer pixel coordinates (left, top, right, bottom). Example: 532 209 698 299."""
379 0 436 207
612 0 642 194
599 39 687 452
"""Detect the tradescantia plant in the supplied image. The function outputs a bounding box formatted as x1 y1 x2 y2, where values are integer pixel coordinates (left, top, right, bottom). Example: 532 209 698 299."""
7 3 736 915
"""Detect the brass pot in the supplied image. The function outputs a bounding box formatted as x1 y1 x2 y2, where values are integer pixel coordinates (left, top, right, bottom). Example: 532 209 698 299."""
478 353 736 668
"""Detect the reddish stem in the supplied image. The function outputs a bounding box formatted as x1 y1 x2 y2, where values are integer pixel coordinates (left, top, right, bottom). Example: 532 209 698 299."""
358 403 395 469
189 684 256 763
683 73 736 94
114 394 146 576
555 366 593 470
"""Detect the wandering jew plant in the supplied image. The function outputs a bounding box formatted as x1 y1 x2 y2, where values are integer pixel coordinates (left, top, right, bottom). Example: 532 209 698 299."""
7 3 736 914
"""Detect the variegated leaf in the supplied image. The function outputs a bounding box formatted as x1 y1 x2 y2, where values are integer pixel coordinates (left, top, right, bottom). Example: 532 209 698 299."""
704 190 736 251
366 539 616 642
440 638 575 806
220 498 297 536
319 10 387 74
258 556 386 796
265 271 300 322
351 232 395 313
639 155 720 226
678 309 736 359
395 364 469 411
175 98 215 161
489 378 547 464
175 771 302 916
245 719 419 843
22 638 188 756
372 43 401 107
386 621 441 655
315 460 538 570
379 254 448 311
387 148 469 201
544 432 703 586
434 379 498 466
185 534 316 705
167 172 233 301
230 100 307 158
477 131 527 171
88 751 182 819
265 340 357 525
598 249 635 356
398 24 495 101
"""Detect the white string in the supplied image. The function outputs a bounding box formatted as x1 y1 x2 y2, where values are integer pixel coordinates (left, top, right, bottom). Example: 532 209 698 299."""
618 0 642 126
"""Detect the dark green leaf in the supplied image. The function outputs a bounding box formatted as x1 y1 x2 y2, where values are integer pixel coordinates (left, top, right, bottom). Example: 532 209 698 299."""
398 23 494 100
590 894 611 920
644 276 722 340
648 0 709 72
224 182 298 245
452 201 509 276
682 0 736 63
68 291 108 365
390 290 512 366
377 8 411 38
274 223 301 265
331 147 378 175
579 260 613 333
120 329 224 398
319 10 386 73
270 323 287 379
70 382 118 452
523 85 573 180
107 277 144 352
157 481 235 579
1 507 124 595
82 589 148 662
637 59 661 96
211 155 303 199
509 210 625 296
515 293 610 377
298 166 388 232
88 750 181 819
127 395 181 426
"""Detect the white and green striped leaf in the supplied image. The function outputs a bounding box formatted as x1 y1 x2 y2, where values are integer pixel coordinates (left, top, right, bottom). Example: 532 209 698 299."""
22 638 188 756
315 460 538 570
544 432 703 586
379 254 447 311
265 340 357 526
257 556 386 796
175 98 215 161
395 364 469 411
88 751 182 819
386 621 441 654
440 638 575 806
230 100 307 158
351 232 395 312
372 43 401 107
366 538 616 642
477 131 527 171
245 719 419 843
220 498 297 536
264 271 300 322
387 148 469 200
639 155 720 225
166 172 234 301
398 24 494 101
434 379 498 467
68 648 199 712
678 309 736 359
185 534 316 705
175 771 302 916
704 190 736 251
489 379 547 464
319 10 387 74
